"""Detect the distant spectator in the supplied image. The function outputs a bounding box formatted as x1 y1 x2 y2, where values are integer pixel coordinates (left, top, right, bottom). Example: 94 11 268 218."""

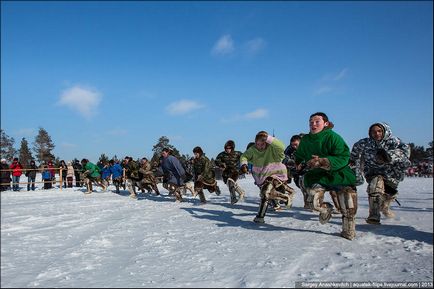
25 160 37 191
0 158 11 191
47 160 55 183
66 161 75 188
10 158 23 191
42 166 52 189
73 159 83 187
59 160 68 188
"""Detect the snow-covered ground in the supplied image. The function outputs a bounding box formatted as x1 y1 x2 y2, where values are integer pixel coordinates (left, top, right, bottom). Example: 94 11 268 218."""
1 175 433 288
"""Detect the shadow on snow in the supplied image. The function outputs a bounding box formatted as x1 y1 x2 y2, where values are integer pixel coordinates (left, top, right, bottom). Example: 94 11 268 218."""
180 205 333 237
357 223 433 245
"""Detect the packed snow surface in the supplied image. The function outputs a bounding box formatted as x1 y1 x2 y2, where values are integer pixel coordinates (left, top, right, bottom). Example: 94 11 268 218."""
1 176 433 287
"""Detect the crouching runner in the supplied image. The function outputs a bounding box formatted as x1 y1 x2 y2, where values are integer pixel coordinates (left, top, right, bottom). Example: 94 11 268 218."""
295 112 357 240
81 158 106 194
215 140 245 205
161 148 186 202
240 131 295 224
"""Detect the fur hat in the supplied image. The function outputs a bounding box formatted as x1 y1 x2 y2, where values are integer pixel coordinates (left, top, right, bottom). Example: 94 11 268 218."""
193 146 203 155
224 140 235 149
162 148 171 154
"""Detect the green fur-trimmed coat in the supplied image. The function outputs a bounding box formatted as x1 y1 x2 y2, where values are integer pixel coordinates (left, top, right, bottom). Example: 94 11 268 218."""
295 128 356 189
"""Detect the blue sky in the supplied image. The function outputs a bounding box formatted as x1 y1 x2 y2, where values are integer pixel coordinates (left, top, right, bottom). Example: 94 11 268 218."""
1 1 433 162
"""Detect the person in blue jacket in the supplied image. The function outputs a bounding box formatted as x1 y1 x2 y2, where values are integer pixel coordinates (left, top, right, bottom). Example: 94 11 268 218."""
100 161 111 189
109 159 124 194
42 166 53 190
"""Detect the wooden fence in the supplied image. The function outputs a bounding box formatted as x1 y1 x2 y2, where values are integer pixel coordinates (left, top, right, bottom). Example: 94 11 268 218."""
1 167 70 190
1 167 227 191
0 167 129 191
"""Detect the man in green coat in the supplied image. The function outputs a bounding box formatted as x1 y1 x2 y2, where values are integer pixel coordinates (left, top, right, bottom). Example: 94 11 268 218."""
81 159 106 194
295 112 357 240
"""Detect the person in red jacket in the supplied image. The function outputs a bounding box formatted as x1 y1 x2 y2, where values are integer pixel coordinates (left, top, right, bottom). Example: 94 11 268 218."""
47 160 56 182
10 158 23 191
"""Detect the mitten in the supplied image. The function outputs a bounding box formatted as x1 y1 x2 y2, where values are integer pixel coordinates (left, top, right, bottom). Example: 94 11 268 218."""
376 149 391 164
306 156 330 170
240 164 248 174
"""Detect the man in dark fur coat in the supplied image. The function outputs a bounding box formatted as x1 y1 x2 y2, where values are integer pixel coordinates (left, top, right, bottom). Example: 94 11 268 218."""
215 140 245 204
192 146 221 204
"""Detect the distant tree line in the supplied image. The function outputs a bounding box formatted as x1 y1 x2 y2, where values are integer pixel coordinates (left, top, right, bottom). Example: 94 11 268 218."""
1 128 56 167
1 128 432 168
96 136 194 167
1 129 195 169
408 141 433 163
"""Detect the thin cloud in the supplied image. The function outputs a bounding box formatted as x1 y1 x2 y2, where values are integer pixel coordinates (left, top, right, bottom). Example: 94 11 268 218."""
245 37 266 55
333 68 348 81
167 135 183 141
221 108 269 123
107 128 128 136
314 68 349 95
165 99 205 116
58 85 102 119
137 90 158 100
314 85 333 96
244 108 268 119
320 68 349 82
15 128 35 137
60 142 77 149
211 34 234 56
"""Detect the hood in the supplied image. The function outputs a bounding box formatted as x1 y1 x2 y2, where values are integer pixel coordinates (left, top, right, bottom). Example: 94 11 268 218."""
369 122 392 141
224 140 235 150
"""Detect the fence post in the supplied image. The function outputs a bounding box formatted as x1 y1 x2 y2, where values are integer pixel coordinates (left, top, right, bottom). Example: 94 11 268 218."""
123 168 126 189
